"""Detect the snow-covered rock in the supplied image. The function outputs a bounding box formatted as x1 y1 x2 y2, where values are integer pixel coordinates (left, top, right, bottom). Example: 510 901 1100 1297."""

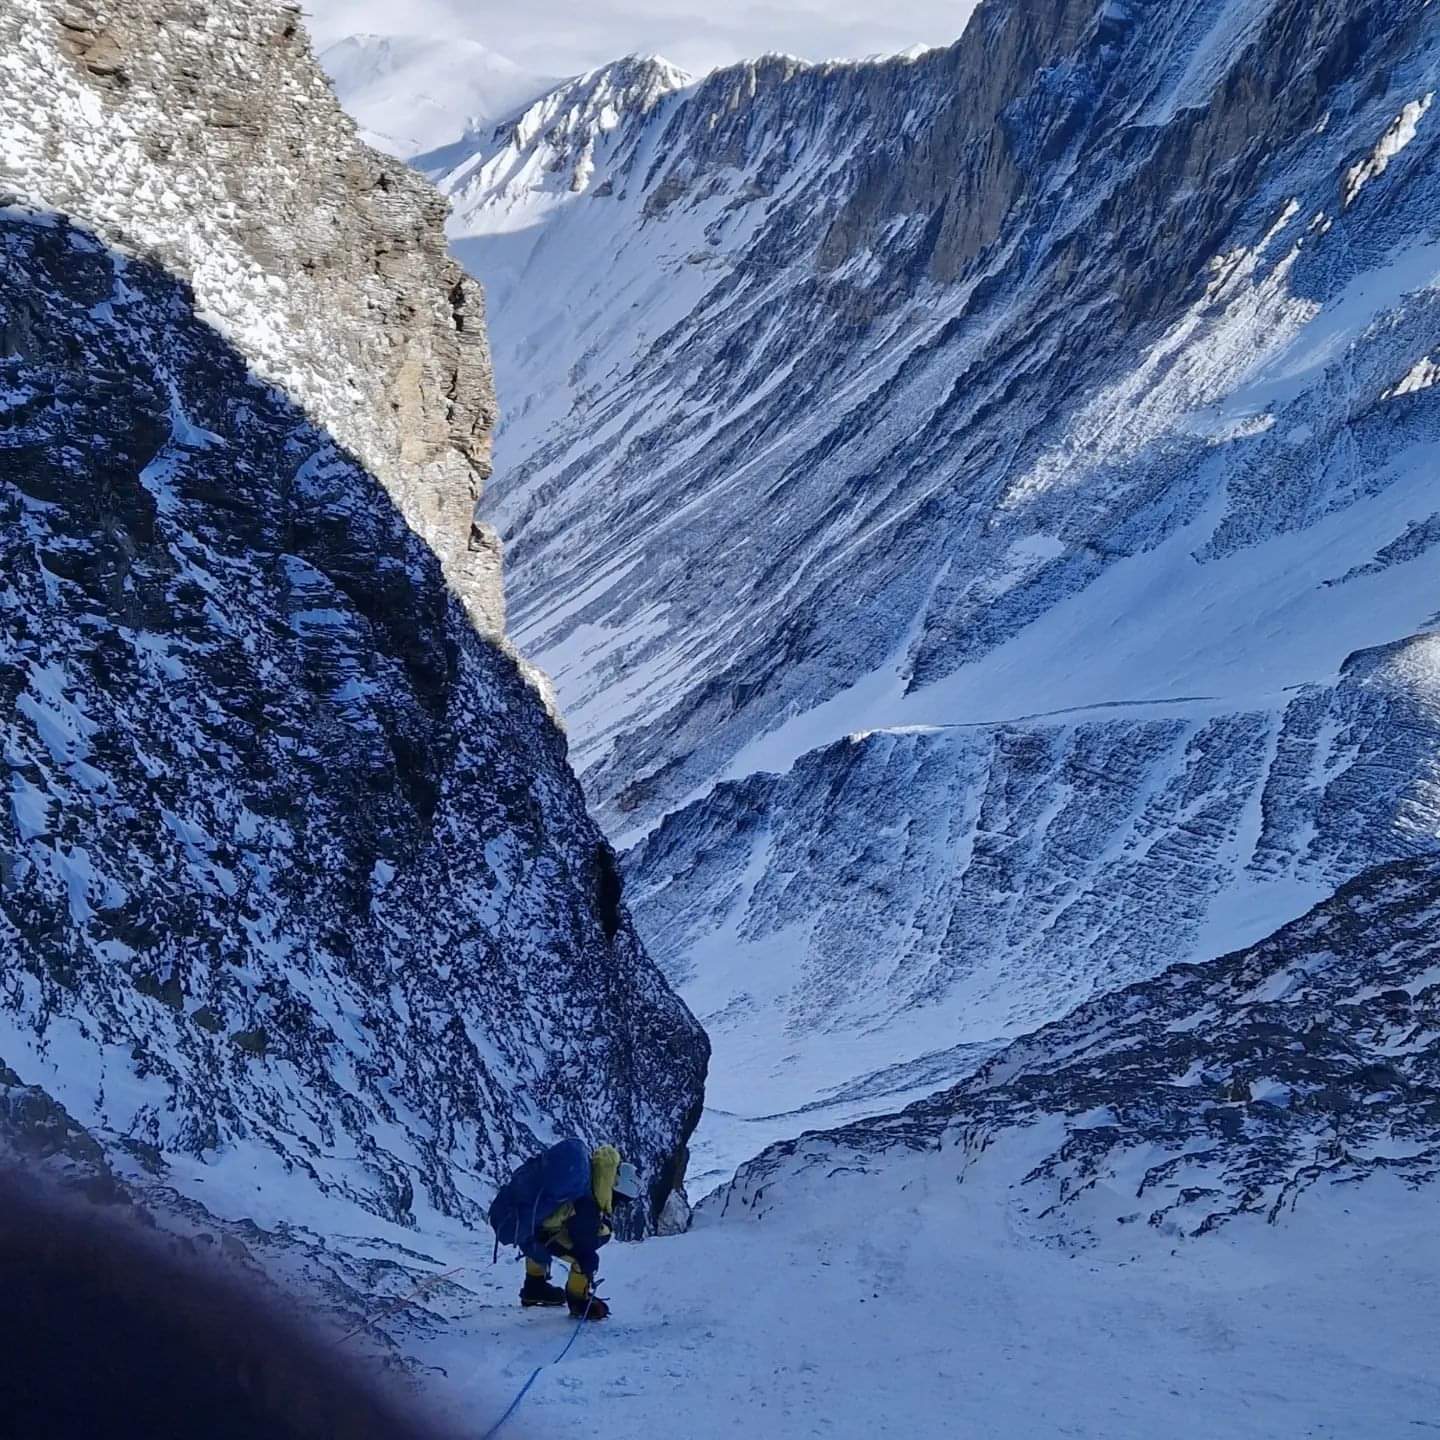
0 0 707 1252
319 33 558 161
443 0 1440 1168
716 853 1440 1243
0 0 503 632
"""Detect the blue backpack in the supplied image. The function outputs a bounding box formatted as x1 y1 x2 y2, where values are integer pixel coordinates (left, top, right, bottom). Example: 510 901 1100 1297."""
489 1139 592 1262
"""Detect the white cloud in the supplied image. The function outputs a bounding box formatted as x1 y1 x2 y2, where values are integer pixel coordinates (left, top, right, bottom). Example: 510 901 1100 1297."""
301 0 982 77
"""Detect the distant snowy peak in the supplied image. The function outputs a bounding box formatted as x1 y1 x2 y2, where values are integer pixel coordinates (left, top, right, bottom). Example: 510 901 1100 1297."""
858 43 937 63
320 33 557 159
427 55 691 202
498 53 690 167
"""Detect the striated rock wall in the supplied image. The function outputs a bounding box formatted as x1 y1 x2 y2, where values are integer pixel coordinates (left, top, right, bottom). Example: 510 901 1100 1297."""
0 0 505 632
628 634 1440 1143
453 0 1439 820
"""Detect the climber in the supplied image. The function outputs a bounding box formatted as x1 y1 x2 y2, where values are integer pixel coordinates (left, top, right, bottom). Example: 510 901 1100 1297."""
488 1138 642 1322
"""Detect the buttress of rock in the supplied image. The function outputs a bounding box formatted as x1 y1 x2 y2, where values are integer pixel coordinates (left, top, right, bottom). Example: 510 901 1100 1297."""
0 0 504 634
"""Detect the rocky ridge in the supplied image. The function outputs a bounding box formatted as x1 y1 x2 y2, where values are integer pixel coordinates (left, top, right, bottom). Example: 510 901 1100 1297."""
0 0 505 632
716 853 1440 1244
0 0 708 1280
0 196 706 1238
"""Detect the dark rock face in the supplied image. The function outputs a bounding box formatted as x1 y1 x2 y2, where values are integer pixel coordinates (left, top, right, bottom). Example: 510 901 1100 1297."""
0 206 707 1230
718 856 1440 1241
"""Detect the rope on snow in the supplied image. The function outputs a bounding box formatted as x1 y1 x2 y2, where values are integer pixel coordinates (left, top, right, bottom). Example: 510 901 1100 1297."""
478 1292 597 1440
333 1257 600 1438
332 1267 468 1348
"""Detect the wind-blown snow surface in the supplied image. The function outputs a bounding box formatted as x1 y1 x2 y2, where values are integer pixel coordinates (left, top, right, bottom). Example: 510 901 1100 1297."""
439 0 1440 1175
368 860 1440 1436
414 1178 1439 1439
319 35 557 160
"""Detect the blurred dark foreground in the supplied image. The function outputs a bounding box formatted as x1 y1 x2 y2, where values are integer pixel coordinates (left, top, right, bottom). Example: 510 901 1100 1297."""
0 1173 478 1440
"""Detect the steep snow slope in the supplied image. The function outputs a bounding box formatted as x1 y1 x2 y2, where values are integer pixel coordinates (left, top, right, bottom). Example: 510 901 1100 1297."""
320 35 557 160
631 634 1440 1184
420 1179 1440 1439
442 0 1440 1170
37 856 1421 1433
422 54 693 406
0 0 706 1249
722 853 1440 1238
347 861 1440 1436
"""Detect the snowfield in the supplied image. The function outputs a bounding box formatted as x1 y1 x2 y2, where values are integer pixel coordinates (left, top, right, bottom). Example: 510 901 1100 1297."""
357 853 1440 1437
114 1101 1440 1440
416 1165 1438 1440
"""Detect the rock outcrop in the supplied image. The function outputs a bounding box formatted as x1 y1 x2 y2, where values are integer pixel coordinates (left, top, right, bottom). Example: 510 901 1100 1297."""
0 0 504 631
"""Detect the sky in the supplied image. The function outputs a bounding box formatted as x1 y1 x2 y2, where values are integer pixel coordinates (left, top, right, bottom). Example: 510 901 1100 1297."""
302 1 984 78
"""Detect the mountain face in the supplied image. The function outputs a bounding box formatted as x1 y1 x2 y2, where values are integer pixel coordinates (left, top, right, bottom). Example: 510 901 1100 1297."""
627 634 1440 1180
0 0 706 1246
717 853 1440 1245
436 0 1440 1173
319 34 558 161
1 0 504 634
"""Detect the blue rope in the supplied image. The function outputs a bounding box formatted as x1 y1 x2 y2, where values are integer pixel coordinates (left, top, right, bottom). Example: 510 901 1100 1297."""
478 1298 593 1440
477 1362 547 1440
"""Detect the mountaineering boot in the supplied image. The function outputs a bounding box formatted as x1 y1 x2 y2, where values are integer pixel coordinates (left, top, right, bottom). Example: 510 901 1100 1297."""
520 1263 566 1308
565 1268 610 1321
567 1289 610 1321
520 1274 567 1308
